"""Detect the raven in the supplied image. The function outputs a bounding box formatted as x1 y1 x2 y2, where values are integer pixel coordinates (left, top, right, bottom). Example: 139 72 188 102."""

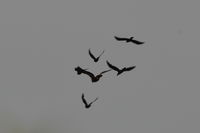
83 69 111 82
81 93 98 109
106 60 136 76
88 48 105 62
75 67 111 83
114 36 144 45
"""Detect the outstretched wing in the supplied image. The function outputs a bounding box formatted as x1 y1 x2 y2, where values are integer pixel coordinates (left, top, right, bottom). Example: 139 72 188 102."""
97 50 105 59
100 69 112 75
114 36 128 41
106 61 120 72
82 69 95 79
88 49 96 60
75 66 87 71
131 39 144 45
124 66 136 71
81 93 88 106
89 97 99 105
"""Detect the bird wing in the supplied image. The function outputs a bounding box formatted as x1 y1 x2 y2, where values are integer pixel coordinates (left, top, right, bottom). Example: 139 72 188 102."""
114 36 128 41
124 66 136 71
82 93 88 106
90 97 98 105
131 39 144 45
106 61 120 72
82 69 95 79
88 49 96 60
99 69 112 75
97 50 105 59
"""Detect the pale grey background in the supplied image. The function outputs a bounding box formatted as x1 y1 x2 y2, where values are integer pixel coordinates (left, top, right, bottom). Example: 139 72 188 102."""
0 0 200 133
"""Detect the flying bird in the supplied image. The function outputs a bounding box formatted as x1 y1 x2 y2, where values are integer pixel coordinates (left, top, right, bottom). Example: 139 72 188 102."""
106 60 136 76
77 68 111 83
81 93 98 109
114 36 144 45
88 49 105 62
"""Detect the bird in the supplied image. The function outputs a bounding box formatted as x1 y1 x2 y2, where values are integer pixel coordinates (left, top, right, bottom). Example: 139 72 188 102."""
77 68 112 83
81 93 98 109
106 60 136 76
114 36 144 45
88 48 105 62
74 66 88 75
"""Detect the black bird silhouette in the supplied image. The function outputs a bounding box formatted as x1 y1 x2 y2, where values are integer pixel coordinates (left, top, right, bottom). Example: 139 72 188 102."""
106 61 136 76
88 49 105 62
114 36 144 45
74 66 88 75
81 93 98 109
78 68 111 83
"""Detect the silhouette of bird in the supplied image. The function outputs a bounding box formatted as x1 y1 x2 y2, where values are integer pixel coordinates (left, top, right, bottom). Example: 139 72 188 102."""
114 36 144 45
81 93 98 109
88 48 105 62
75 66 88 75
78 68 111 83
106 60 136 76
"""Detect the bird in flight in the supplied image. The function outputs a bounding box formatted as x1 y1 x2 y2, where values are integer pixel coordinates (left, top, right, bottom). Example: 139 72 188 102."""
114 36 144 45
83 69 111 83
75 67 111 83
106 60 136 76
88 48 105 62
81 93 98 109
74 66 88 75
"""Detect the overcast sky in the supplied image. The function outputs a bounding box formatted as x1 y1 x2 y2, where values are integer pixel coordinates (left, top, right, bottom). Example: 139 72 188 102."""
0 0 200 133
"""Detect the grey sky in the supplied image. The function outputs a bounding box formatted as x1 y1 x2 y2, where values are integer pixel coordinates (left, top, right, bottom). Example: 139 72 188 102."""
0 0 200 133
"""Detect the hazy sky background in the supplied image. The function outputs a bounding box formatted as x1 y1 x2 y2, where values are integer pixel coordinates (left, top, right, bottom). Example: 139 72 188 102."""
0 0 200 133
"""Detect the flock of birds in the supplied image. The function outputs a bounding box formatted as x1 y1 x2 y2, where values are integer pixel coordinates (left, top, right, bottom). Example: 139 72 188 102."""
75 36 145 109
